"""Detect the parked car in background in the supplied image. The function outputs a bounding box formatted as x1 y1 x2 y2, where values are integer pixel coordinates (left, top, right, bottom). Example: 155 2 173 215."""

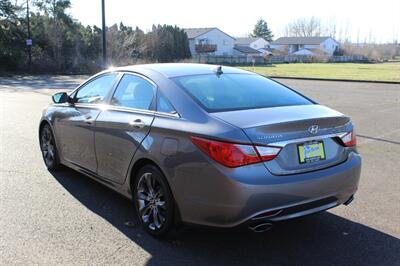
39 63 361 236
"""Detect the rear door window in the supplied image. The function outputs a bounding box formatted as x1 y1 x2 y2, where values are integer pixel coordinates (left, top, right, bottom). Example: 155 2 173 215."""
111 74 156 110
173 74 312 112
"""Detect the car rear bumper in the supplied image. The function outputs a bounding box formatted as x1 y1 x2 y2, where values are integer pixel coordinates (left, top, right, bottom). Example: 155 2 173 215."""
175 152 361 228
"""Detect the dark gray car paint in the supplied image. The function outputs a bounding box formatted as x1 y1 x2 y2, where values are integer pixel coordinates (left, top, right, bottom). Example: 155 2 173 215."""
94 107 155 184
40 63 362 228
212 104 353 175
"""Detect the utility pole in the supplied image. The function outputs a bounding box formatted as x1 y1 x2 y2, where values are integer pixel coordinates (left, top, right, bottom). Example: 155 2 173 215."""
101 0 107 68
26 0 32 65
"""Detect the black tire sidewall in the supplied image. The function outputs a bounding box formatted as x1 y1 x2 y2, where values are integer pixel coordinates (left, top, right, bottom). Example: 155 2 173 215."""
40 124 59 171
133 164 175 237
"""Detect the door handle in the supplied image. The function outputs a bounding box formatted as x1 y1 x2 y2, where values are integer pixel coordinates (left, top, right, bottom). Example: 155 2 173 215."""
84 115 94 124
129 119 146 129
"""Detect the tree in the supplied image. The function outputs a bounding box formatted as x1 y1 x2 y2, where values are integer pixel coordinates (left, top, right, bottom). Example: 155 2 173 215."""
0 0 20 18
252 18 273 42
33 0 71 19
284 17 322 37
0 0 25 70
0 1 191 72
140 24 190 63
32 0 73 69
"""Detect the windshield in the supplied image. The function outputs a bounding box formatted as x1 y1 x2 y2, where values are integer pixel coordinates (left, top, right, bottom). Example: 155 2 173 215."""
173 74 313 112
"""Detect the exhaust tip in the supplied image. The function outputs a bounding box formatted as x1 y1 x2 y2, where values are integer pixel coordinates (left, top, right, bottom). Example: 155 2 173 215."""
249 222 273 233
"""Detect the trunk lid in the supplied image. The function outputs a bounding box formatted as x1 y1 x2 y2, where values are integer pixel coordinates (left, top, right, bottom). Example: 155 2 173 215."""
212 104 352 175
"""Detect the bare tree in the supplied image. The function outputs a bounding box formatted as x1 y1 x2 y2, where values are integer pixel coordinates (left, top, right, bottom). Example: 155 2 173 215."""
323 17 337 38
342 42 399 61
343 19 351 43
284 17 322 37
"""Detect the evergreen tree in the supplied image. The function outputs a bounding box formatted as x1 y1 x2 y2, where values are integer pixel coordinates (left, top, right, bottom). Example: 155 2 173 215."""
0 0 25 70
252 18 274 42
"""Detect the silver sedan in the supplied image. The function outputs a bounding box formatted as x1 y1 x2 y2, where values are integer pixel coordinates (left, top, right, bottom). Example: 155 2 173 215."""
39 63 361 236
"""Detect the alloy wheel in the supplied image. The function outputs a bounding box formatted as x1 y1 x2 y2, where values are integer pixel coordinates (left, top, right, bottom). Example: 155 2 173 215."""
136 172 167 231
41 125 56 167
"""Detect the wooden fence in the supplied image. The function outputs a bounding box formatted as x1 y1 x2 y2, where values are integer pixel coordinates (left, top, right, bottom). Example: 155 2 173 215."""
192 55 368 65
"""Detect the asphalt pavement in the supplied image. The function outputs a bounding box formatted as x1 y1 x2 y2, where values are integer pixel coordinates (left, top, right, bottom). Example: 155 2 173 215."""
0 76 399 265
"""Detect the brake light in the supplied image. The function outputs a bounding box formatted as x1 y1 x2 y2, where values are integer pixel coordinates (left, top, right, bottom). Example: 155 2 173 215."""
191 137 281 168
340 131 357 147
255 146 282 161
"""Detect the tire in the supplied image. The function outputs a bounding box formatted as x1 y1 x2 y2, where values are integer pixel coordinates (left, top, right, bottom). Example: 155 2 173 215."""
133 164 175 237
39 123 60 171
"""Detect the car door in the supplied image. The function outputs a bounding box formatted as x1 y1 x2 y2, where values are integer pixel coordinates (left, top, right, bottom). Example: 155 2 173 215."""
95 73 156 184
54 73 118 173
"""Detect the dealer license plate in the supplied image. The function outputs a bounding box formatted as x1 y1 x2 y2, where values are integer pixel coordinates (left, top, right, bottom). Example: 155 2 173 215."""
298 141 326 164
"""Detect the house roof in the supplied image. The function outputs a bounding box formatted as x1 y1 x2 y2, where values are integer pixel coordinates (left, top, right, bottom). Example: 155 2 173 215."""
271 36 335 45
234 45 261 54
306 48 327 55
183 28 235 40
292 48 327 56
235 37 264 45
184 28 215 39
292 48 315 55
257 48 273 55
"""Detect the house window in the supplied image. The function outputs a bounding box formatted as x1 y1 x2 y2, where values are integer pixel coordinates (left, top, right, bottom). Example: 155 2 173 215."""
223 39 228 46
198 38 209 45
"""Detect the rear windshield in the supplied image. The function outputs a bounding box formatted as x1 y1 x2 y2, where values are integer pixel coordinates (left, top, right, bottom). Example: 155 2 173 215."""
173 74 313 112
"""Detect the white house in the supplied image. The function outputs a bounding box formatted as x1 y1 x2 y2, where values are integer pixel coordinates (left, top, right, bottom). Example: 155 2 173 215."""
235 37 269 52
184 28 235 56
270 37 339 56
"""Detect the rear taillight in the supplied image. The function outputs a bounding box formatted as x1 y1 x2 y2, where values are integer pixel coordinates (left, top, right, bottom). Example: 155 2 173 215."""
340 131 357 147
191 137 281 168
255 146 282 161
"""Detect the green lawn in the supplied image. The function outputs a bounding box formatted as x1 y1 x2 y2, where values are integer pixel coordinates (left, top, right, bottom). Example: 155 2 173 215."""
240 62 400 82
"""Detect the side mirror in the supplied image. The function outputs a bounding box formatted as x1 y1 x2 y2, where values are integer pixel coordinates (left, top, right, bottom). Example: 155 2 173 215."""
52 92 70 104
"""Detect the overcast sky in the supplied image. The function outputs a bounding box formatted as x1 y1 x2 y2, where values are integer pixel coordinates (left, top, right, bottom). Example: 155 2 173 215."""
70 0 400 43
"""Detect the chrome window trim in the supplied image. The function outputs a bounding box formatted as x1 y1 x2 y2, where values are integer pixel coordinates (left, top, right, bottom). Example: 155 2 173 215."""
154 111 180 119
112 72 180 118
52 102 180 119
269 132 348 147
73 72 120 104
110 72 157 111
107 105 180 119
105 105 155 116
115 71 158 91
60 70 181 118
69 69 118 97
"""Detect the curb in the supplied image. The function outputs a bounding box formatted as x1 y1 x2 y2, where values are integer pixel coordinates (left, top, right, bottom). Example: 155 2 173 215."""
269 76 400 85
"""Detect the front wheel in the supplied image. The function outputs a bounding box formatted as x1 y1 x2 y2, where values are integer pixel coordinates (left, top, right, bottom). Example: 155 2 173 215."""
133 165 175 237
39 123 60 170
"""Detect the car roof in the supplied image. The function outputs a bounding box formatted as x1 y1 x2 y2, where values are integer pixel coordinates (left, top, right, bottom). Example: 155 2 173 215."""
111 63 253 78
